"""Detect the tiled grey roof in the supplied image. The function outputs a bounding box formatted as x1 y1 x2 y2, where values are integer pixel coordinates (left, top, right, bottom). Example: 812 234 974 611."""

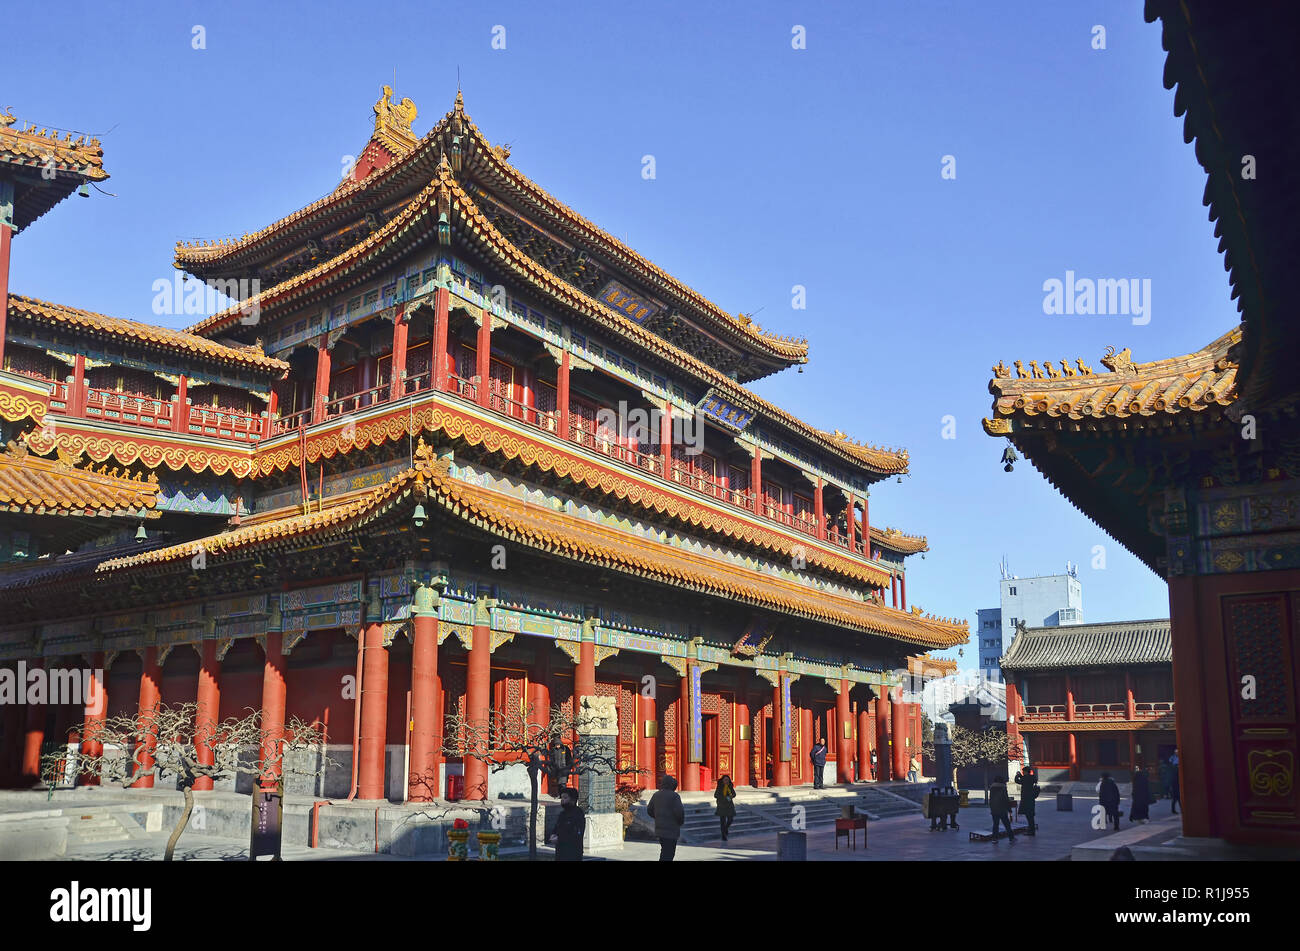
1000 619 1171 670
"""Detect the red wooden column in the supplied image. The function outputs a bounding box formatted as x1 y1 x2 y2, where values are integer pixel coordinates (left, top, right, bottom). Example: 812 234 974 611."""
638 690 656 791
528 676 551 793
576 644 596 711
891 688 908 780
734 695 750 786
557 351 571 438
259 633 287 791
358 621 390 799
680 666 700 792
1067 732 1079 781
900 572 907 611
857 700 871 783
751 447 763 516
132 647 161 789
389 309 409 400
813 477 825 540
659 404 672 477
20 659 45 783
312 339 332 424
171 374 189 433
464 599 492 800
891 574 899 609
1065 674 1076 721
69 354 87 416
772 679 790 787
754 699 769 788
193 640 221 790
78 653 107 787
861 492 870 545
475 313 492 408
408 581 441 802
836 680 853 783
1124 671 1136 720
874 692 892 781
432 287 450 391
1128 732 1137 772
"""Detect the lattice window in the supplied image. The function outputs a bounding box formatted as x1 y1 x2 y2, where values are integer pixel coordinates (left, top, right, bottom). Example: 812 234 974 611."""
619 683 635 745
2 346 59 382
441 663 467 747
535 379 557 414
406 341 432 377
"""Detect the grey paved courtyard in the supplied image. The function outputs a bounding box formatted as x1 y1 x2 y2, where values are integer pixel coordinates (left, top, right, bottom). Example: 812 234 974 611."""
10 783 1189 861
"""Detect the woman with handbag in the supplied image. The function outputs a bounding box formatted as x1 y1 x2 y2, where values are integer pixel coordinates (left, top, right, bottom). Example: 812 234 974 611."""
714 774 737 841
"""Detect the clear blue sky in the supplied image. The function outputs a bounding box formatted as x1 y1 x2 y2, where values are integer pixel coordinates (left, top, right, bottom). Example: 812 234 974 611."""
6 1 1230 670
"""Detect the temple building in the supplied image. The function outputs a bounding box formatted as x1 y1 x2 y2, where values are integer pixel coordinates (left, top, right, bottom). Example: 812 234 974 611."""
1001 619 1176 784
0 89 965 804
984 1 1299 849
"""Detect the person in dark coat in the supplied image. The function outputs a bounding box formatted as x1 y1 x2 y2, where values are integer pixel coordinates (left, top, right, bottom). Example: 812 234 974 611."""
1130 770 1151 822
989 778 1014 841
547 787 585 861
714 774 737 840
810 738 828 789
647 774 685 861
1014 768 1039 835
1099 772 1122 829
547 737 572 797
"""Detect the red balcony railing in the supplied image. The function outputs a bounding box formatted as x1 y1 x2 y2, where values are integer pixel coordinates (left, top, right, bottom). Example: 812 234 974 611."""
1022 704 1067 721
1073 702 1128 720
84 388 173 430
272 408 313 435
325 383 390 417
568 418 663 476
187 405 265 442
254 356 887 561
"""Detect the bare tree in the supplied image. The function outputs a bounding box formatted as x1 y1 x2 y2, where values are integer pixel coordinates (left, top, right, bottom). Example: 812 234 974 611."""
439 701 645 860
42 701 332 860
924 724 1023 794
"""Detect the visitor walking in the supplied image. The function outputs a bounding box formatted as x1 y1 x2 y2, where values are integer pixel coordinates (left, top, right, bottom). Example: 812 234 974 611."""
1099 772 1122 830
714 774 736 841
908 754 921 783
547 787 585 861
870 749 877 780
989 777 1015 842
647 774 685 861
1014 767 1039 835
810 738 828 789
1130 769 1151 823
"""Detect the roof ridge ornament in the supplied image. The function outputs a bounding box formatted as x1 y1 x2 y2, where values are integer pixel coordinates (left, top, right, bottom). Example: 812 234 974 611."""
372 84 419 153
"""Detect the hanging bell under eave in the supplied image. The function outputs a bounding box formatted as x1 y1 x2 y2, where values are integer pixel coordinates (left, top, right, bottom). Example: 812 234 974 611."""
450 135 463 171
437 212 450 246
1001 444 1018 473
135 521 147 543
413 502 427 528
78 183 90 198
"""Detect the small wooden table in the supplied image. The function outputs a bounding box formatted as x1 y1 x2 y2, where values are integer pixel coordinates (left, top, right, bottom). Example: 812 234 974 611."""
834 816 867 850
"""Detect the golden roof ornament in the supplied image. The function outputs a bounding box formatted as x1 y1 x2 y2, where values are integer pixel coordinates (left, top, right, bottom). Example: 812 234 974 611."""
372 85 419 153
1100 345 1137 375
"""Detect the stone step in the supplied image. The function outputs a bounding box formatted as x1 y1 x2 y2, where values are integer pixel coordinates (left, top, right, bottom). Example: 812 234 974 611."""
67 813 130 844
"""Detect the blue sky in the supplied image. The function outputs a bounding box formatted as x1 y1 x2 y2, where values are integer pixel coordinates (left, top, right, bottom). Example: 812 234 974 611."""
6 1 1230 669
